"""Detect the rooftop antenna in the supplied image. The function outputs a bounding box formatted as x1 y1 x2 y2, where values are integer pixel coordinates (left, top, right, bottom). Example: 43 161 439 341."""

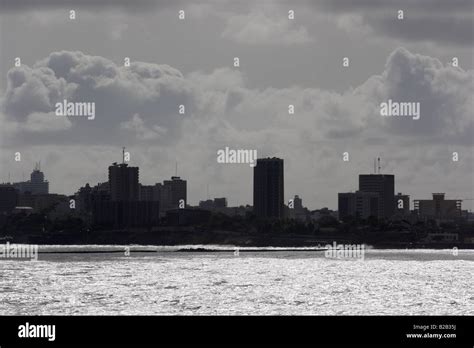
207 184 210 199
175 161 178 177
122 147 125 164
378 157 381 174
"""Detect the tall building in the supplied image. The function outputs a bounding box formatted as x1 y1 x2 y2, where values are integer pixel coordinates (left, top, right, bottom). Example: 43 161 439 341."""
253 157 284 219
90 164 160 228
108 163 139 201
338 191 379 221
160 176 187 211
359 174 395 219
12 164 49 195
0 184 18 213
414 193 462 221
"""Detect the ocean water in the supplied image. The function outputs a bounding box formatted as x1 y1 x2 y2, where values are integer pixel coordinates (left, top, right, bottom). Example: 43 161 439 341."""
0 246 473 315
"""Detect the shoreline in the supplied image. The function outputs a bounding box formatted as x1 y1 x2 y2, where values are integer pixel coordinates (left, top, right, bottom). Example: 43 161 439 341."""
2 242 474 251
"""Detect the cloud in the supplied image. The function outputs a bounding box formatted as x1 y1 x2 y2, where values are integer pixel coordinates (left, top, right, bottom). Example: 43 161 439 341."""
2 51 195 146
362 47 474 145
222 10 312 45
1 48 472 208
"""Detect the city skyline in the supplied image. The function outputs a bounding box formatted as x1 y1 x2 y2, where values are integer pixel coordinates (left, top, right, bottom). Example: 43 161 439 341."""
2 157 470 214
0 1 472 211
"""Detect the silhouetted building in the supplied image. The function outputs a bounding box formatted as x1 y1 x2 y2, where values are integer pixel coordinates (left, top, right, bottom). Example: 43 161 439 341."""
288 195 309 221
359 174 395 219
0 184 18 213
338 191 379 220
12 165 49 195
76 182 110 213
108 163 139 201
199 197 227 210
293 195 303 210
253 158 284 219
199 199 214 209
310 207 338 221
213 197 227 208
160 176 187 212
91 164 160 227
414 193 462 221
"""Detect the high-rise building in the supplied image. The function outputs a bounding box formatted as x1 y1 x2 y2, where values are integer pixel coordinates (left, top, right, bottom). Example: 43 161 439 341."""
12 164 49 195
359 174 395 219
160 176 187 211
253 157 284 219
108 163 139 201
338 191 379 221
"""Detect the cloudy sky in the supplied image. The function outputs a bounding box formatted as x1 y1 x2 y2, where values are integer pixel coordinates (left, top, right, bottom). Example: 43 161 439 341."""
0 0 473 211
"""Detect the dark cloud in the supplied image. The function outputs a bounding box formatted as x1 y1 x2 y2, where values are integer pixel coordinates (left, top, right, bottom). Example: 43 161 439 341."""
0 0 178 12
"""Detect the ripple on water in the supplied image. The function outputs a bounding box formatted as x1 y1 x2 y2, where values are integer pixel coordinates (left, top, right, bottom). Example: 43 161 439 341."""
0 250 473 315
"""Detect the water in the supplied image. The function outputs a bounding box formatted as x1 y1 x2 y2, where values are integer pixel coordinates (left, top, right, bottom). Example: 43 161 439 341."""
0 246 473 315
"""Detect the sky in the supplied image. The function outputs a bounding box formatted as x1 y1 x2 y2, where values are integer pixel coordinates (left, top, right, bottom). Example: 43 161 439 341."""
0 0 473 211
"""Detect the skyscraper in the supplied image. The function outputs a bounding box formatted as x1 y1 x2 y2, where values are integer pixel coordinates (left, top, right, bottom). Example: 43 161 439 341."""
359 174 395 219
161 176 187 211
108 163 139 201
253 157 284 219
